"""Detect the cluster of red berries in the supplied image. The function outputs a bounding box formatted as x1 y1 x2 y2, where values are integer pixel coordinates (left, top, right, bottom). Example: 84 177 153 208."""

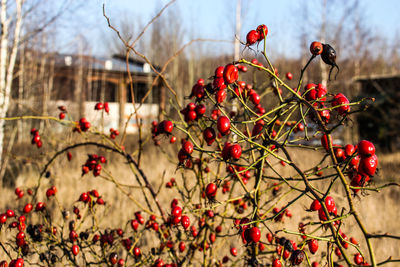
168 203 190 230
226 164 252 185
165 177 176 188
321 136 378 193
109 128 119 139
94 102 110 114
73 117 91 132
14 187 27 199
177 139 194 163
272 206 292 222
81 154 106 176
78 189 104 207
151 120 174 145
246 24 268 46
58 105 67 120
233 218 261 244
130 211 145 231
308 196 367 265
231 197 249 214
30 128 42 148
303 83 350 124
108 252 124 266
309 196 338 221
145 214 160 232
1 258 24 267
180 102 206 122
45 185 57 199
221 142 242 161
349 140 378 192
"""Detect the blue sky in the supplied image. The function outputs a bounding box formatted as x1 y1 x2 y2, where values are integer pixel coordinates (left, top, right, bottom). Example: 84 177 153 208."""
61 0 400 58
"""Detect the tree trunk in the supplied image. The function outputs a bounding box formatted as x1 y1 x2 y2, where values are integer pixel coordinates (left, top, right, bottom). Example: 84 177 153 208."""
0 0 24 183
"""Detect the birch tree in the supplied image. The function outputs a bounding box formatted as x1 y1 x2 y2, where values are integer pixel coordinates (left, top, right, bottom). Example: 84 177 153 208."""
0 0 24 169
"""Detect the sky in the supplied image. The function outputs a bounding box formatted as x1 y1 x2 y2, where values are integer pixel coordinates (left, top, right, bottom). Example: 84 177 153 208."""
58 0 400 59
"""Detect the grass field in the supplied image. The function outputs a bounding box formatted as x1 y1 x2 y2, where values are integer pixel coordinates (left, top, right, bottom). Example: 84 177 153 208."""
1 139 399 266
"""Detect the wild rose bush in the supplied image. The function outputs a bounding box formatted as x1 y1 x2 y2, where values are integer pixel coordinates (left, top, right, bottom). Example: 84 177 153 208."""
0 24 394 267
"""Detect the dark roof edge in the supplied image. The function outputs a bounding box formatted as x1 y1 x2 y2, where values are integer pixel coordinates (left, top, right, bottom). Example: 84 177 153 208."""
353 73 400 82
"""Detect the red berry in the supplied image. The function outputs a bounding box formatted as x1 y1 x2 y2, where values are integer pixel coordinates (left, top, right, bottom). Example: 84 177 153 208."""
230 247 237 257
72 245 79 256
334 148 345 160
286 72 293 80
266 232 273 243
247 226 261 243
321 134 331 151
290 250 305 265
318 208 327 221
350 237 358 245
104 102 110 113
188 102 196 110
246 30 260 46
223 64 238 84
0 214 7 224
215 89 227 103
181 215 190 229
272 259 282 267
171 215 181 225
195 104 206 116
23 203 33 213
209 232 216 243
205 183 217 199
182 140 194 155
310 199 321 211
133 247 141 257
35 202 46 212
229 144 242 160
344 144 355 157
256 24 268 40
6 209 14 218
357 140 375 158
158 120 173 134
213 77 226 91
354 253 364 265
203 127 216 145
217 116 230 135
215 66 224 78
170 136 177 144
324 196 335 213
310 41 323 55
95 102 103 110
185 110 197 121
179 241 185 252
308 239 318 254
131 220 139 231
359 154 378 176
109 253 118 265
171 206 182 218
249 92 260 105
350 155 360 168
332 93 350 115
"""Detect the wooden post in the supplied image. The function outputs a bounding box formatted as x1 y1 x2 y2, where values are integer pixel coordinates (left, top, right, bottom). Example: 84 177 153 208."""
158 78 165 121
118 77 126 131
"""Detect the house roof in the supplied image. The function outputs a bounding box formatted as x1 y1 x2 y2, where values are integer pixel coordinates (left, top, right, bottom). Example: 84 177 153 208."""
54 53 160 74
